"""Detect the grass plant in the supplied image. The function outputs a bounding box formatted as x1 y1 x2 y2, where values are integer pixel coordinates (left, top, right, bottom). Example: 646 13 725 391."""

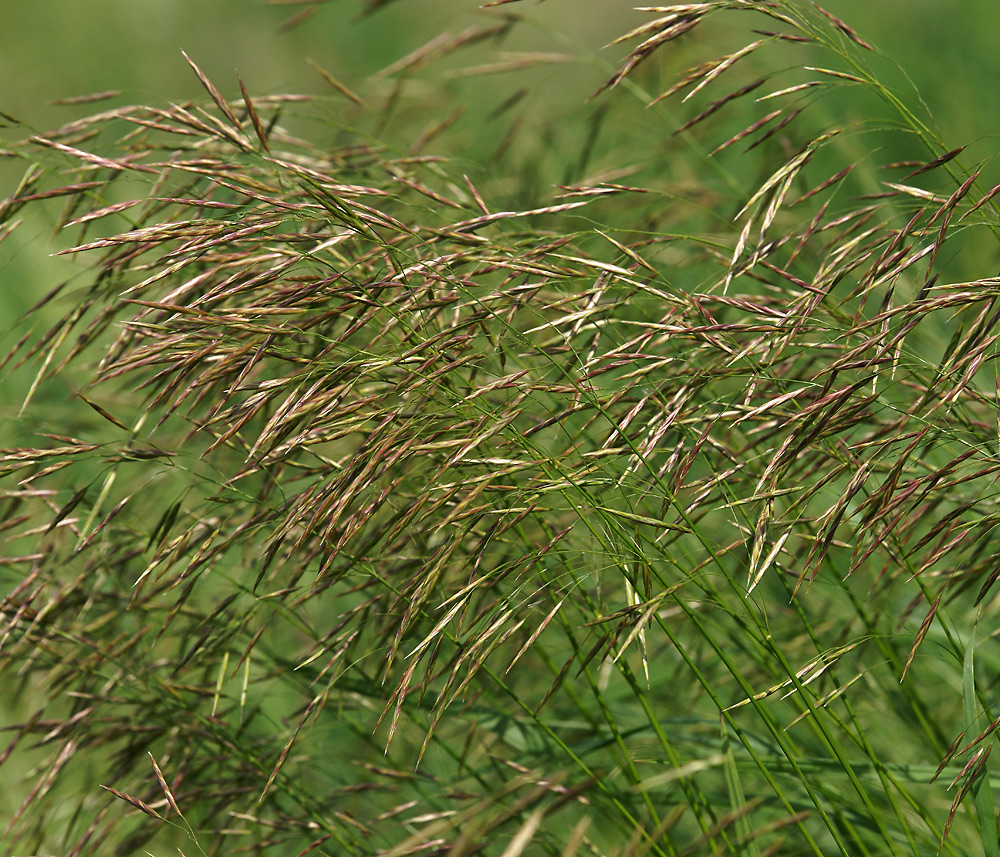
3 2 1000 855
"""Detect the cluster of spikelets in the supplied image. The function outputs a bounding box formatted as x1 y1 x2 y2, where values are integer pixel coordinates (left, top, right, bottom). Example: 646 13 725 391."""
3 2 1000 856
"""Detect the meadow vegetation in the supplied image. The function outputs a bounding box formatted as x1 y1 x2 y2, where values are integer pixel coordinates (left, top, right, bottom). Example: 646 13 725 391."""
3 2 1000 855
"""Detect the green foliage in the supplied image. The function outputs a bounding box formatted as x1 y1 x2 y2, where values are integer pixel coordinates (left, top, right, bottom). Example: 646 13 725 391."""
3 3 1000 856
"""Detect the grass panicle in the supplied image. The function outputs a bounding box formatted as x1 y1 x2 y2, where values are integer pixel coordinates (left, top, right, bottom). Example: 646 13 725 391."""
2 2 1000 855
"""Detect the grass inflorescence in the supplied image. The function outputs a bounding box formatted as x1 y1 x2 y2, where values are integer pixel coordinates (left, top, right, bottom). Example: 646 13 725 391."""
2 2 1000 855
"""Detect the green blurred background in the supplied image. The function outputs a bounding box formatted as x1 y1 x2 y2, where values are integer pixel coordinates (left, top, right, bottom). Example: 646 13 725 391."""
1 1 997 151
